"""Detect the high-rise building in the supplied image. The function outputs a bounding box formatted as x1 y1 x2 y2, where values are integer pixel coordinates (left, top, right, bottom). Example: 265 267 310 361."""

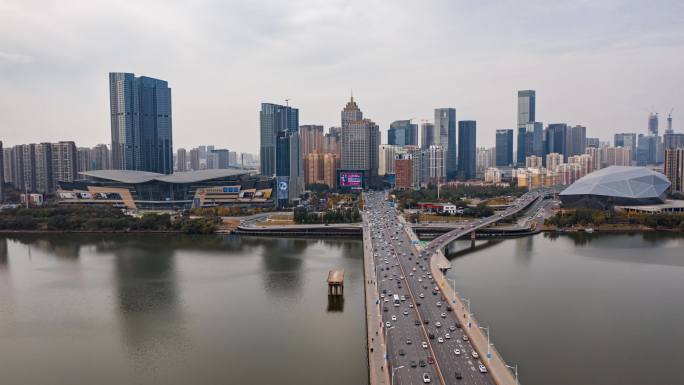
395 157 413 190
434 108 457 179
586 137 600 148
51 141 78 189
189 148 200 171
421 145 446 185
305 152 324 184
603 147 632 167
388 120 418 147
176 148 187 172
33 143 53 194
299 125 324 158
379 145 400 176
323 153 340 188
664 148 684 192
637 134 658 165
484 167 502 184
516 126 527 167
421 122 435 149
526 155 543 169
276 129 304 202
566 125 587 158
663 133 684 150
341 97 363 129
614 133 637 161
260 103 299 176
109 72 173 174
495 129 513 167
546 124 568 160
212 149 230 169
476 147 496 178
525 122 544 157
546 153 563 172
585 146 602 170
648 112 659 136
457 120 476 180
517 90 536 129
0 141 3 202
324 127 341 156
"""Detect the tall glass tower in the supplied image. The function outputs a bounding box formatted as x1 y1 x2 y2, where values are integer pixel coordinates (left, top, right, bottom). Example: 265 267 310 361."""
109 72 173 174
434 108 457 179
259 103 299 176
457 120 477 180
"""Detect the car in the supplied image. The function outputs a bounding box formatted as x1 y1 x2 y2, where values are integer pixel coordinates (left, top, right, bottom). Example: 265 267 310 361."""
409 304 414 308
410 360 417 368
427 356 434 364
441 313 446 318
419 293 425 298
435 322 441 327
422 342 428 349
419 359 426 367
418 278 423 283
415 320 421 325
453 349 461 356
438 337 444 343
449 325 456 331
386 322 391 327
445 333 451 339
388 276 393 280
472 351 479 358
383 307 388 312
380 293 385 298
478 364 487 373
463 335 469 341
455 371 463 380
416 301 421 306
403 310 409 315
391 315 397 321
422 373 431 383
424 319 430 324
406 338 412 345
399 349 405 356
429 333 435 339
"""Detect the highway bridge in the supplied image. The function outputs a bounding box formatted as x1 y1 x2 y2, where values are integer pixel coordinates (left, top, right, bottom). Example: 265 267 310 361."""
363 190 546 385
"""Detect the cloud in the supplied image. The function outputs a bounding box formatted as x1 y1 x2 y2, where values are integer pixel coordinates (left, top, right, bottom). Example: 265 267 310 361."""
0 51 33 64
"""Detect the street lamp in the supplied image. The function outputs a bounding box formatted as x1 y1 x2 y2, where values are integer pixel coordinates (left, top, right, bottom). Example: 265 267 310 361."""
461 297 471 328
479 326 491 360
391 365 405 385
506 364 519 385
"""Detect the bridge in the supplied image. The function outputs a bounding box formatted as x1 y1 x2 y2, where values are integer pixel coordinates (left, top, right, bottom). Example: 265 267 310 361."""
362 190 546 385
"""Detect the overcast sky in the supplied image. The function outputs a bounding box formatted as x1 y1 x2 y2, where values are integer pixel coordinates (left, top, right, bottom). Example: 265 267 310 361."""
1 0 683 153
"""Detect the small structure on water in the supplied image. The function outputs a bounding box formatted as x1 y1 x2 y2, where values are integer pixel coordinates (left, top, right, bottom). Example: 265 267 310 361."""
327 269 344 296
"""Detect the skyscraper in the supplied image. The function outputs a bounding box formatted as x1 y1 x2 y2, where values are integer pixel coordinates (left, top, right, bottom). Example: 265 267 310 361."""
566 125 587 158
546 123 568 160
457 120 476 180
189 148 200 171
388 120 418 147
648 112 659 136
34 143 53 194
664 148 684 192
527 122 545 157
109 72 173 174
516 127 527 166
276 129 304 201
51 141 77 188
518 90 536 128
341 97 363 129
495 129 513 167
340 97 380 181
434 108 457 179
259 103 299 176
420 122 435 149
615 133 637 160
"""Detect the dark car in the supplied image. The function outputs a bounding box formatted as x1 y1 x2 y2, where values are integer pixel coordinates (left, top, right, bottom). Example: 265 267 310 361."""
415 320 421 325
447 306 453 312
455 371 463 380
419 360 426 367
428 333 435 339
410 360 417 368
399 349 405 356
383 307 388 312
424 319 430 324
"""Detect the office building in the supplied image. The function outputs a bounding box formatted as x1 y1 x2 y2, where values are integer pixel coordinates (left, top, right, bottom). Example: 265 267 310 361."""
341 96 363 129
275 129 304 202
299 125 324 158
664 148 684 192
517 90 536 129
260 102 299 176
435 108 457 179
526 122 544 157
388 120 418 147
586 137 600 148
495 129 513 167
648 113 659 136
663 133 684 150
615 133 637 161
457 120 476 180
566 125 587 158
395 157 413 190
109 72 173 174
176 148 188 172
421 122 435 149
546 124 568 160
516 126 527 166
189 148 200 171
637 134 658 165
340 97 380 182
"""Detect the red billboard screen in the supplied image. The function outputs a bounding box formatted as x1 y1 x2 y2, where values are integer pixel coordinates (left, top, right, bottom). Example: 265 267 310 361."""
339 172 363 188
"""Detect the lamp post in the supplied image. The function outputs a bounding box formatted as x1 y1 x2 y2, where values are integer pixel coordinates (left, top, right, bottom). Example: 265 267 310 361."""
461 297 471 328
450 279 457 306
391 365 405 385
479 326 491 360
506 364 519 385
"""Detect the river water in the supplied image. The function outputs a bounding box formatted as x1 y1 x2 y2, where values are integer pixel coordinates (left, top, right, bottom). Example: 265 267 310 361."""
1 233 683 385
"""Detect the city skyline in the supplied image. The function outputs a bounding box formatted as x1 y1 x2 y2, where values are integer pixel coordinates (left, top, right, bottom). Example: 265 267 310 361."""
1 1 683 152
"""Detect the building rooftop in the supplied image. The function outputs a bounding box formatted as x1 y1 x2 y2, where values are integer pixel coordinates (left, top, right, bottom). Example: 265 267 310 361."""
79 169 256 184
560 166 670 200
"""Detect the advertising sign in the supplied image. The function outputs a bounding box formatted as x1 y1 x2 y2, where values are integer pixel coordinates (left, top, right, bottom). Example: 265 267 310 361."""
277 176 289 200
339 172 363 188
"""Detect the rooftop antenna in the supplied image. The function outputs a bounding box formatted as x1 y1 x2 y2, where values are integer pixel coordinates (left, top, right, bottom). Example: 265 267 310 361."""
285 98 290 107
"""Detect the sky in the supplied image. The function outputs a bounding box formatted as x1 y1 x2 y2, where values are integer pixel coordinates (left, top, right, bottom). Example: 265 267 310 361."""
1 0 683 153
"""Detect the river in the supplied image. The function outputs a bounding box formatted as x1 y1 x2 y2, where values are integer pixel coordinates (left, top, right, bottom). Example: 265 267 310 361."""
1 233 683 385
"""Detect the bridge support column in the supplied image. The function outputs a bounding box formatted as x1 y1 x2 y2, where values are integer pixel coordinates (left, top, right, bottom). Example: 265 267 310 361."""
470 231 476 240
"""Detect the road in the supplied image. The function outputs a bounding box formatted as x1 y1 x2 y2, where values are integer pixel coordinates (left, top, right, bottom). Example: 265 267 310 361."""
365 191 495 385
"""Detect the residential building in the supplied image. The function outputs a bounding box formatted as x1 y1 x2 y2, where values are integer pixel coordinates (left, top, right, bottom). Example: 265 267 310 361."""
305 152 324 184
109 72 173 174
457 120 476 180
423 145 446 185
176 148 188 172
35 143 53 194
0 141 3 202
603 146 632 167
189 148 200 171
614 133 637 160
476 147 496 178
546 153 563 172
663 133 684 150
211 149 230 169
379 145 400 176
484 167 502 184
435 108 457 179
566 125 587 158
664 148 684 192
51 141 78 188
585 146 602 171
395 157 413 189
495 129 513 167
323 153 340 188
299 125 324 158
526 155 543 169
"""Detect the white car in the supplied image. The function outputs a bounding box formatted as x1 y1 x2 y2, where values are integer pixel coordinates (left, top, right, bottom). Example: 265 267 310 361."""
463 335 469 341
419 293 425 298
438 337 444 343
386 322 391 327
441 313 446 318
435 322 441 328
472 351 479 359
391 315 397 321
479 364 487 373
445 333 451 339
403 310 409 315
422 342 428 349
422 373 431 383
453 348 460 355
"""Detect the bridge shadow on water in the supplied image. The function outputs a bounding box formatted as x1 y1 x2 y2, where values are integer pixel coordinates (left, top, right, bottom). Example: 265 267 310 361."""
327 295 345 312
443 239 503 260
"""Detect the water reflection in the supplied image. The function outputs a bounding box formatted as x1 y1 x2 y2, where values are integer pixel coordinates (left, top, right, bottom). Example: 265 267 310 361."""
0 238 7 267
5 234 81 259
327 295 345 312
259 238 306 297
445 240 502 259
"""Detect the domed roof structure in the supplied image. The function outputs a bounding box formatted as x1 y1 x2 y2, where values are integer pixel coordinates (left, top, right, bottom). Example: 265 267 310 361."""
560 166 670 208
